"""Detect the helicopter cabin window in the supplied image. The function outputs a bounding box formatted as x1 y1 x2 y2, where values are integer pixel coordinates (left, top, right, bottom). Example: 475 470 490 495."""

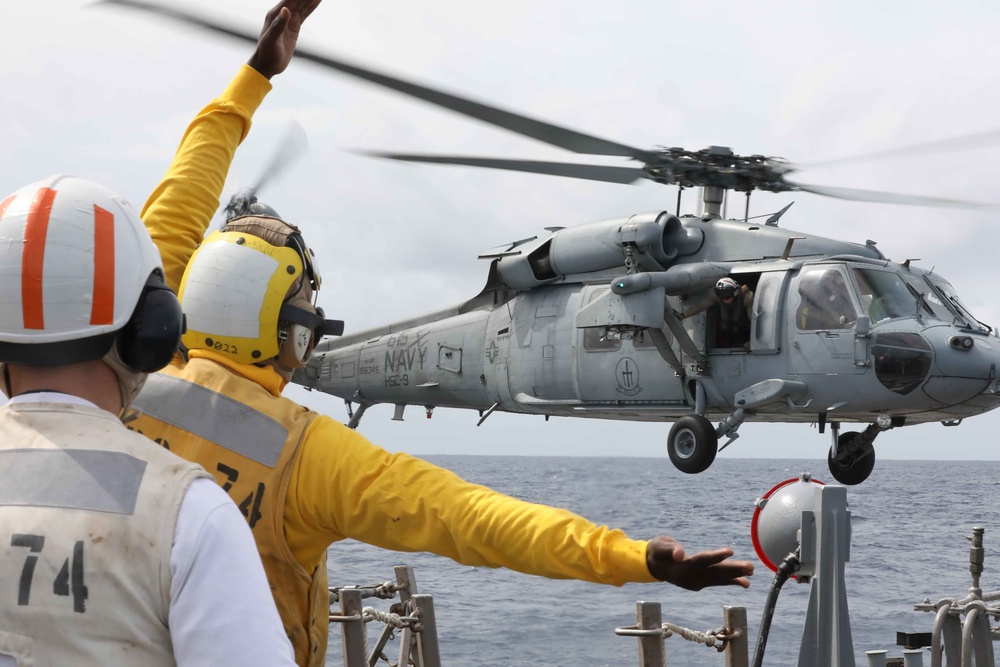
583 327 621 351
633 326 673 349
582 288 621 351
795 267 857 330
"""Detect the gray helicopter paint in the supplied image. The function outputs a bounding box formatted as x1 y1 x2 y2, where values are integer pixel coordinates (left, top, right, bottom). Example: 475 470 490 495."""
298 212 1000 437
313 310 493 408
677 216 884 265
496 284 583 411
575 285 687 406
488 213 881 292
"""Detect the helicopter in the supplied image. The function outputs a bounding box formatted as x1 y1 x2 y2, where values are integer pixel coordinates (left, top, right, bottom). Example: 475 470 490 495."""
105 0 1000 486
282 54 1000 486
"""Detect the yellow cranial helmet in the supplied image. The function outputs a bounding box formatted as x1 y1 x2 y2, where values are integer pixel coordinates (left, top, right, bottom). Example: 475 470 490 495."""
179 215 342 367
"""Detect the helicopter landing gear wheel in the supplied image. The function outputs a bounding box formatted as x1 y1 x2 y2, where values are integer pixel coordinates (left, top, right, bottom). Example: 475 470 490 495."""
668 415 718 474
827 432 876 485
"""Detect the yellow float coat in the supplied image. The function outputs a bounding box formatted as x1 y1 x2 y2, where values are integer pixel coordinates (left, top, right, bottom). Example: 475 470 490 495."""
136 62 654 667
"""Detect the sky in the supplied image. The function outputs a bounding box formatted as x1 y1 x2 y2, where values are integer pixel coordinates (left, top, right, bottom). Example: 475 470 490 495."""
5 0 1000 463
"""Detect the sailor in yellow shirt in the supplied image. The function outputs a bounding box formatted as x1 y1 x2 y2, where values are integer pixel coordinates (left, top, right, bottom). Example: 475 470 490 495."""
132 7 754 667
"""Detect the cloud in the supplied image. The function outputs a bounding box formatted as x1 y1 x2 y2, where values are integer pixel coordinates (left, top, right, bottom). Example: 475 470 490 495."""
7 0 1000 460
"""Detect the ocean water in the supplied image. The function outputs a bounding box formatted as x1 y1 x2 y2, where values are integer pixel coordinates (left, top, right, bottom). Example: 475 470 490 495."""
324 457 1000 666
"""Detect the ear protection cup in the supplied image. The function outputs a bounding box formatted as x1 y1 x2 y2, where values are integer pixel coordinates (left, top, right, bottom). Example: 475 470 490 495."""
276 323 315 368
116 271 185 373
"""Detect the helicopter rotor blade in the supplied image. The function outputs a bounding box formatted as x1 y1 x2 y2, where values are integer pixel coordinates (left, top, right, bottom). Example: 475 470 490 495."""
790 181 999 211
97 0 652 162
248 119 309 194
794 127 1000 170
356 152 649 185
97 0 261 46
99 0 1000 210
299 58 652 160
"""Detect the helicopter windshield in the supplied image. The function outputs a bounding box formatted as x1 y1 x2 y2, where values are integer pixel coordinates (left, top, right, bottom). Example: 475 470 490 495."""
925 276 993 333
899 273 953 321
851 267 949 324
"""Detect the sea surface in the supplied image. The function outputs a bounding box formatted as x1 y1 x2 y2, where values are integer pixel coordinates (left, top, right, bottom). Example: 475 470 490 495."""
324 457 1000 666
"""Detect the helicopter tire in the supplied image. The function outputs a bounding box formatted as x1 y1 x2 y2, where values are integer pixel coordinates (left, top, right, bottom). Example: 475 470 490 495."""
827 432 876 485
667 415 718 474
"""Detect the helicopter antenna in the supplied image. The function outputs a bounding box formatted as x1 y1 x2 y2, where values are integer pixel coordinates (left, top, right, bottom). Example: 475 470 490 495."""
781 236 806 261
766 202 795 227
222 119 308 224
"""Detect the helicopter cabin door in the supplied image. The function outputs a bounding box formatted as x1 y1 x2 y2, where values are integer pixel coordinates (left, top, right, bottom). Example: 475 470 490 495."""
787 265 867 376
575 286 688 405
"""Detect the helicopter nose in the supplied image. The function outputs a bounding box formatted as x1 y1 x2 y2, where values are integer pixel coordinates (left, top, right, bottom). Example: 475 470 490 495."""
921 327 1000 411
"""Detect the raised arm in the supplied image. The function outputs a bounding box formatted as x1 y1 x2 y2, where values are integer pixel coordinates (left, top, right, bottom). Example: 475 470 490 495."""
141 0 321 291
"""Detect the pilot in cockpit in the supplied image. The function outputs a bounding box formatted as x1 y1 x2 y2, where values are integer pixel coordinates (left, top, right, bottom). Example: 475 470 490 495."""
796 268 858 330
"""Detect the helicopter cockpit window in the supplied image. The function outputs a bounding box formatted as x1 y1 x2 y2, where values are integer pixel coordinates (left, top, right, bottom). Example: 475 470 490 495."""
926 276 992 333
853 268 956 324
795 267 857 330
852 268 923 323
900 274 953 321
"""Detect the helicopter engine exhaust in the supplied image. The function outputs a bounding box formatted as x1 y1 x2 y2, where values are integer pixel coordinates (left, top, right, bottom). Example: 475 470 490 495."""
495 211 702 289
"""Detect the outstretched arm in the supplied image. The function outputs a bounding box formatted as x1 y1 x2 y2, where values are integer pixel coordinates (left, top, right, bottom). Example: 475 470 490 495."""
286 417 753 590
678 294 718 320
142 0 322 291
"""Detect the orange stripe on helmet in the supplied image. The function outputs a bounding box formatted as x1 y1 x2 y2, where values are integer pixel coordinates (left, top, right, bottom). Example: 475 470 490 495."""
22 187 57 330
90 204 115 325
0 195 15 219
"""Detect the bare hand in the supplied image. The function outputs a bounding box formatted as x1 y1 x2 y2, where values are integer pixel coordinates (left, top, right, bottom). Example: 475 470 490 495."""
248 0 322 79
646 536 753 591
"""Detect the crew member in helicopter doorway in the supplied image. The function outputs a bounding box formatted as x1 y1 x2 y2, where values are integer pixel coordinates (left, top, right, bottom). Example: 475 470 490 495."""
678 277 755 350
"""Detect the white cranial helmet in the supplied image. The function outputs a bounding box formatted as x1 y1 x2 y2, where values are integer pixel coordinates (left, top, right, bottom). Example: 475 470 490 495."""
0 175 181 371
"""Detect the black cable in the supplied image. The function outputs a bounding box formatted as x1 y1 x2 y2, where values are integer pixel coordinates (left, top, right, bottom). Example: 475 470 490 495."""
751 550 801 667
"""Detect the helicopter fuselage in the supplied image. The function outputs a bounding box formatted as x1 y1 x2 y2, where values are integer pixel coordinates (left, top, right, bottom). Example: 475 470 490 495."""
298 212 1000 436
